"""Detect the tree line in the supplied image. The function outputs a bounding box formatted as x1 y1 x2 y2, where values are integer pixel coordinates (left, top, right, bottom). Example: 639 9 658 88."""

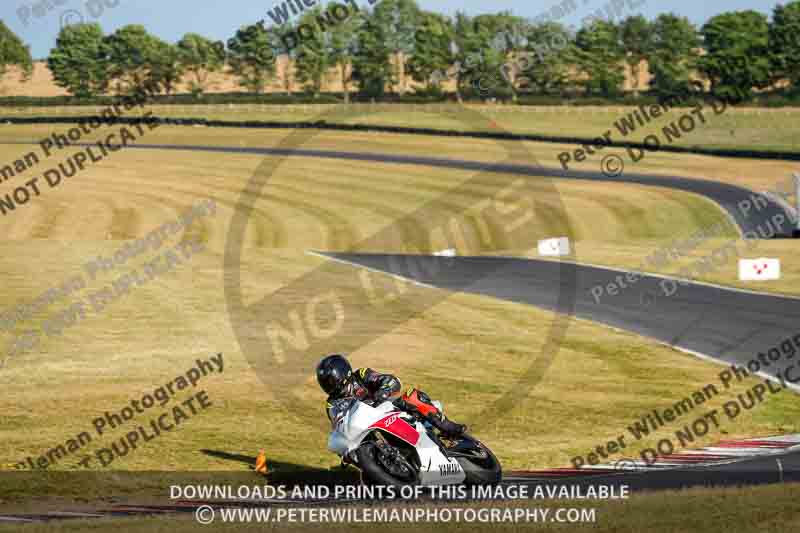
1 0 799 103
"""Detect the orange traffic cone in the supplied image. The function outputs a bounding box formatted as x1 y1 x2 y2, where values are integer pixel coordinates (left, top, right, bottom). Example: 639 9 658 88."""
255 450 268 474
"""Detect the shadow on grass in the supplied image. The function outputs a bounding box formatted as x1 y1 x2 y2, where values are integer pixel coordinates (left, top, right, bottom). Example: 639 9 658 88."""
201 449 361 487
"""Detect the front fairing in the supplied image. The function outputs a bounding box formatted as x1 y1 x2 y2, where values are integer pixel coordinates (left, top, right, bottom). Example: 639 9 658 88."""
327 401 405 455
326 400 466 485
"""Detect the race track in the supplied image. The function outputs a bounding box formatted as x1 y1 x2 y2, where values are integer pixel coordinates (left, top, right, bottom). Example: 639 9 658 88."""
118 143 795 238
115 142 799 377
321 252 800 388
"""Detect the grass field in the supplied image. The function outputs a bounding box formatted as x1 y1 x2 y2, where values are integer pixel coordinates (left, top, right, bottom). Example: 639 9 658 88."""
2 103 800 153
3 121 798 292
2 117 798 189
0 122 798 529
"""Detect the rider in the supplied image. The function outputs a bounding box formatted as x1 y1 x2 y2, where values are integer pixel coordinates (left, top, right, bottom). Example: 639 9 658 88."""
316 353 466 437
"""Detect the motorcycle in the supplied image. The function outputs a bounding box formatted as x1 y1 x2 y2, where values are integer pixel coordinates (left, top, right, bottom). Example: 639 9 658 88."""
327 398 501 486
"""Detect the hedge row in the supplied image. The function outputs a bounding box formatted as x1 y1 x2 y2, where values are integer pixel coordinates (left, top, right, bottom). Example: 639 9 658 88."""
2 89 800 108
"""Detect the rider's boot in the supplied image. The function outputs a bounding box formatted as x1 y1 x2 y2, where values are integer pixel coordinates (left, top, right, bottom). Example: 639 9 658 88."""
426 412 467 437
396 387 467 437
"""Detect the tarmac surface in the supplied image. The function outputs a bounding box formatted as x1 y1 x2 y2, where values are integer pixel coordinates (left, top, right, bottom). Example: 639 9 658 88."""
321 252 800 388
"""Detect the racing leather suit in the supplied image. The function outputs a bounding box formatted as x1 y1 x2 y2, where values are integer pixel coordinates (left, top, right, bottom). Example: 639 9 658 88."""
325 367 466 436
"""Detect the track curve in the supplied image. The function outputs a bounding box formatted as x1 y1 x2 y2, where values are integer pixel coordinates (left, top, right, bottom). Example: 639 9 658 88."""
63 142 798 238
320 252 800 389
56 141 799 374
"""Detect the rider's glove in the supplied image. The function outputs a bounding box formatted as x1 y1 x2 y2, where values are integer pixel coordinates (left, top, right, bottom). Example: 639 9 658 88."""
390 397 415 413
374 391 391 404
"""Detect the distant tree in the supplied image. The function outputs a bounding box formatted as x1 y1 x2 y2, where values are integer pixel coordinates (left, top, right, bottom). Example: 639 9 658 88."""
446 13 521 100
448 12 474 103
329 9 364 103
227 22 276 93
372 0 421 95
104 25 169 96
620 16 653 96
478 12 528 99
150 42 185 95
351 15 394 98
769 0 800 91
648 14 700 98
268 23 298 96
47 23 106 97
520 22 574 94
698 10 772 101
293 8 335 98
408 12 456 93
177 33 225 97
0 21 33 84
574 20 625 97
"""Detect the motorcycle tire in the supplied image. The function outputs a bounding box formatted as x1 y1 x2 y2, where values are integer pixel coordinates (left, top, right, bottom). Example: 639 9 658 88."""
356 441 420 488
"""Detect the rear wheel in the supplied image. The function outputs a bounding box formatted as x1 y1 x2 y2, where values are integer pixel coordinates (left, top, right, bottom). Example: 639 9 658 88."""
356 440 419 488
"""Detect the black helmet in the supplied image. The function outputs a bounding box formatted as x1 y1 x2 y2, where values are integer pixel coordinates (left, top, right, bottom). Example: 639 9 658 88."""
316 354 352 396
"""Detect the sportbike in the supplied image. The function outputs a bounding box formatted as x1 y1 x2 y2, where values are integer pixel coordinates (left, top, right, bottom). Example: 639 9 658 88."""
328 398 501 486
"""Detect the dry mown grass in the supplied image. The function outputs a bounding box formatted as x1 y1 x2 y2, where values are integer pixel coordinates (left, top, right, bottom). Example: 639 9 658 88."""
2 103 798 153
0 125 796 507
2 118 798 190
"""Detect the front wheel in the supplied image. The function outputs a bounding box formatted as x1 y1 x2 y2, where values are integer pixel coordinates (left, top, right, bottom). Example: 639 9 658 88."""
356 441 419 488
451 435 502 485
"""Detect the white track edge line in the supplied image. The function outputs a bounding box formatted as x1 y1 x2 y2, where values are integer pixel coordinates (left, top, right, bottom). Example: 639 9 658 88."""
306 250 800 393
306 251 440 291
